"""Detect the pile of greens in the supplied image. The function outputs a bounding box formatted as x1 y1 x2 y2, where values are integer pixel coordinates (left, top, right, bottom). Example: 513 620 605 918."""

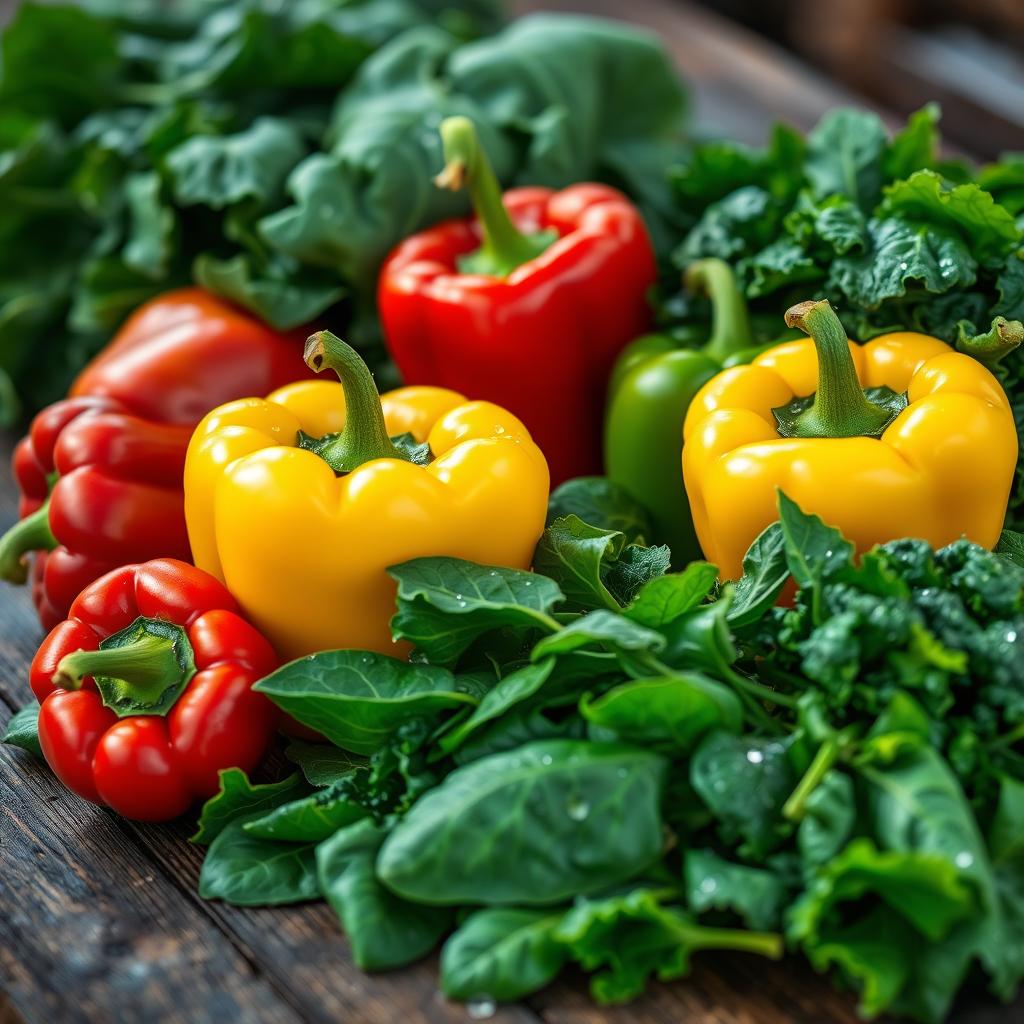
0 0 687 421
662 105 1024 529
184 481 1024 1023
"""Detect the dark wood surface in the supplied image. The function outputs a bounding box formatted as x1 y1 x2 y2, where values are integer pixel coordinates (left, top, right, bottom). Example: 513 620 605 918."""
0 3 1019 1023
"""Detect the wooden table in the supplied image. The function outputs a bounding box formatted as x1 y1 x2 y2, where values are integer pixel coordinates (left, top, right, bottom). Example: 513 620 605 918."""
0 3 1016 1022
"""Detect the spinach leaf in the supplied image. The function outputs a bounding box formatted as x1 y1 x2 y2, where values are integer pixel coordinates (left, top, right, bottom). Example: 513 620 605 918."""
690 732 798 858
377 740 666 905
804 108 887 210
244 784 367 842
624 561 718 629
255 651 479 754
684 849 786 930
580 673 742 752
317 819 452 970
727 523 789 627
440 907 569 1001
284 740 367 787
531 611 666 661
2 704 41 758
388 557 562 666
199 817 319 906
777 491 853 593
192 769 306 845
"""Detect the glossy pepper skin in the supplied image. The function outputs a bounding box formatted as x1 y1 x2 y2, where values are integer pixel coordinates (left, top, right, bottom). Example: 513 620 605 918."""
683 300 1020 581
186 330 549 661
379 117 656 485
30 558 278 821
605 259 781 566
1 289 309 628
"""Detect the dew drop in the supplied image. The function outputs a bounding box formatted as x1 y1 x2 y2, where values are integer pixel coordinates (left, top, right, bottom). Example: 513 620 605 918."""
466 997 497 1020
457 600 467 608
955 851 974 869
899 261 909 270
566 796 590 821
746 749 765 764
699 877 718 894
454 593 463 601
824 550 833 558
1006 630 1018 643
524 580 532 587
540 754 553 766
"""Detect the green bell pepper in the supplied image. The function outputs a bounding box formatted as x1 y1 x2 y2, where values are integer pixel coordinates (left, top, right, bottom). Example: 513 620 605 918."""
604 259 761 566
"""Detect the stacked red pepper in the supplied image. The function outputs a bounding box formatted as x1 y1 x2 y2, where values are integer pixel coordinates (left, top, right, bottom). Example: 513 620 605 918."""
1 289 310 628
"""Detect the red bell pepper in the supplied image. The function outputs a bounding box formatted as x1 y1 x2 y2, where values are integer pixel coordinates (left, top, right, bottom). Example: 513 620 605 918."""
30 558 279 821
378 116 657 485
1 289 310 628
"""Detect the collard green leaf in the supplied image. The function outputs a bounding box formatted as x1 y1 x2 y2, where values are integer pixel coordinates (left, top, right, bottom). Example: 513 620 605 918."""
580 673 742 752
739 238 819 299
284 740 366 788
388 557 562 666
199 816 319 907
882 103 940 182
829 216 976 309
805 108 887 210
166 118 308 209
674 186 776 264
317 819 452 970
191 769 307 845
255 651 478 754
797 770 857 874
881 170 1022 269
624 561 718 629
546 476 654 543
684 849 786 930
2 704 41 758
602 543 672 607
441 907 569 1001
377 740 666 905
121 171 176 279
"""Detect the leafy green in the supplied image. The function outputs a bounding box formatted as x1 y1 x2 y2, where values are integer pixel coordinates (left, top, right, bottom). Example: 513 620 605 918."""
546 477 655 544
191 769 306 845
388 557 562 666
2 704 41 758
317 819 452 970
684 849 786 930
255 650 480 754
377 740 666 905
244 785 367 842
441 907 569 1000
284 740 366 787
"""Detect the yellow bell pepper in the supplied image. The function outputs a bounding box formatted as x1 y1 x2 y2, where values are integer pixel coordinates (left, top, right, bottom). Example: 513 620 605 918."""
682 299 1019 581
185 330 549 660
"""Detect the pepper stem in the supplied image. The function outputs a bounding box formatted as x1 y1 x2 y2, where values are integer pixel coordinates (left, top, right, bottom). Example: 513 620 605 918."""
54 617 196 717
303 331 409 474
0 499 56 584
435 116 556 277
782 300 893 438
685 258 754 364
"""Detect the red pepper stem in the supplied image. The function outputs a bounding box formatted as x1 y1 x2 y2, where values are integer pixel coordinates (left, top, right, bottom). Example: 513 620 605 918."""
783 300 891 438
0 498 57 585
54 626 185 700
685 258 755 364
304 330 408 472
435 116 551 277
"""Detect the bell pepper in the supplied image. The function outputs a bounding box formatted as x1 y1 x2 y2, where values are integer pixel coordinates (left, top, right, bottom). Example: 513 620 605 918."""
0 289 310 628
604 259 759 565
185 330 549 661
30 558 279 821
682 299 1020 581
378 116 657 486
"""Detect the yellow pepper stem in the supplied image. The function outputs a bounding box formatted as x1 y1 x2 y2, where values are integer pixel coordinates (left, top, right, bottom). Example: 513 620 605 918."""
782 300 894 438
303 330 411 473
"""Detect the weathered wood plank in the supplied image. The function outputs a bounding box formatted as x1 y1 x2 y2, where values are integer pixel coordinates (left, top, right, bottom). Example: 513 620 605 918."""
0 701 302 1024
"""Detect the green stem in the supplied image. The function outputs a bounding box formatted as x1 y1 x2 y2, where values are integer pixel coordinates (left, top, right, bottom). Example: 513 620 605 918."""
682 921 784 960
0 499 56 585
435 116 555 277
303 331 410 474
956 316 1024 365
783 736 838 821
685 258 755 364
783 300 892 438
721 665 796 709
